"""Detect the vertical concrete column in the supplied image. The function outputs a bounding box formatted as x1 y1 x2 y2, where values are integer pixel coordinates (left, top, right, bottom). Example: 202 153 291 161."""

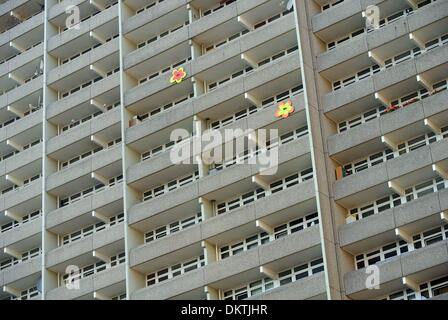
202 240 217 264
190 39 202 59
187 3 199 23
118 0 146 300
204 285 220 300
199 196 214 220
292 0 348 300
42 0 60 299
194 115 209 177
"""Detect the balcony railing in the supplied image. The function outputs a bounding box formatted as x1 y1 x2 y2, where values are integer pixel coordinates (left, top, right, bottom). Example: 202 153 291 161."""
60 213 124 246
0 72 42 97
143 171 199 201
59 137 121 170
0 210 41 234
60 67 119 99
219 212 319 260
204 8 293 54
332 33 448 92
0 41 43 66
338 78 448 133
61 252 125 285
0 9 43 36
199 0 236 18
222 258 324 300
58 101 120 134
383 274 448 300
136 21 189 50
59 174 123 208
327 0 437 51
321 0 344 12
9 286 40 300
216 169 314 215
146 255 205 287
138 57 192 85
340 128 448 179
134 92 194 126
60 35 119 65
347 176 448 222
144 212 202 243
140 133 191 162
0 139 42 164
0 248 41 271
355 223 448 270
210 126 309 173
135 0 164 14
58 1 118 34
0 173 41 197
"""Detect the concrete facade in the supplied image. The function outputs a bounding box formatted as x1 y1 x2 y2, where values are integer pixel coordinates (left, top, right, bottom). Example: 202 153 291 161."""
0 0 447 301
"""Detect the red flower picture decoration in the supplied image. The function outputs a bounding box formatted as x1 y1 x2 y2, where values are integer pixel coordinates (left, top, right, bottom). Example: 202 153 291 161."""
170 67 187 84
275 100 294 118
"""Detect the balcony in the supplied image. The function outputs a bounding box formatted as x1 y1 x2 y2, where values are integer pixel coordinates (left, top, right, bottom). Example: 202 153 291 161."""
339 188 448 254
0 11 43 61
344 239 448 299
46 263 125 300
129 183 317 267
0 177 41 214
328 80 448 163
128 133 312 228
323 42 448 120
46 222 124 272
46 73 120 125
336 124 448 181
0 255 41 298
0 0 42 34
46 111 121 165
46 183 123 233
334 140 448 209
125 49 300 127
47 38 119 92
318 10 448 81
46 144 122 195
313 0 439 51
0 75 42 111
47 4 118 61
221 257 324 300
131 231 322 299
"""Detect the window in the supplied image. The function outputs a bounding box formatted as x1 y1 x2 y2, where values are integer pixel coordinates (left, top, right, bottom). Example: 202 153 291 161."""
384 275 448 300
211 126 308 173
146 255 205 286
349 177 448 222
61 213 124 245
59 174 123 208
145 212 202 243
355 240 409 269
216 169 313 215
223 258 324 300
338 77 448 133
61 251 125 285
143 171 199 201
219 212 319 259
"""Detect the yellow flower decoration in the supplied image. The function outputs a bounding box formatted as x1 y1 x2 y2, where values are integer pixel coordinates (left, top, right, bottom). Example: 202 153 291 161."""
275 100 294 118
170 67 187 84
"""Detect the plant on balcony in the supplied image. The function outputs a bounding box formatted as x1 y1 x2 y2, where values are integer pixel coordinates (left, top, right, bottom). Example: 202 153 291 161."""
385 104 400 113
170 67 187 84
274 100 294 118
402 97 419 108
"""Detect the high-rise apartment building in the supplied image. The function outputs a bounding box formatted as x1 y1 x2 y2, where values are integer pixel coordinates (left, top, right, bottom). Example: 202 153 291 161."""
0 0 447 300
